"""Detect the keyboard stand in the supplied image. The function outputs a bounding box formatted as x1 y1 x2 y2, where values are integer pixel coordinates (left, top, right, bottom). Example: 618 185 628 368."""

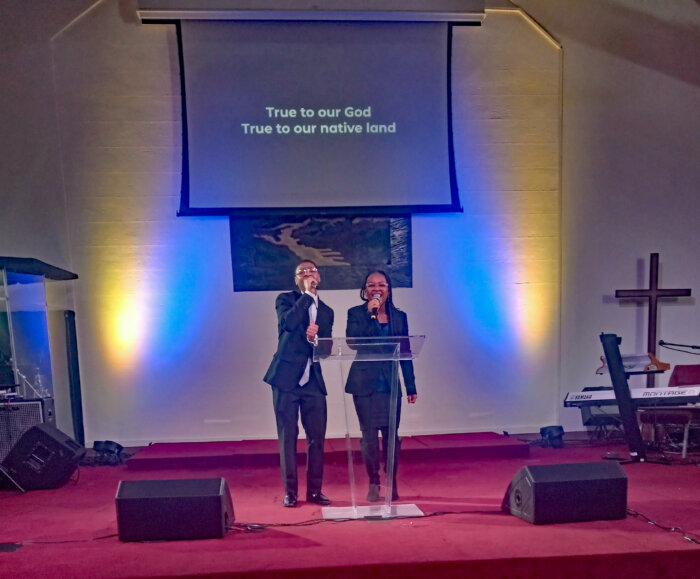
599 333 670 465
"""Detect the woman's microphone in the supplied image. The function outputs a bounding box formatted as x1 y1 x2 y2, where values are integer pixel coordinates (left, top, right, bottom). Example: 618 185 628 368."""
370 294 381 319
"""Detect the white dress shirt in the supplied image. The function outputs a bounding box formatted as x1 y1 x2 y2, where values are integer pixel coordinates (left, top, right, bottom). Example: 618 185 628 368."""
299 292 318 386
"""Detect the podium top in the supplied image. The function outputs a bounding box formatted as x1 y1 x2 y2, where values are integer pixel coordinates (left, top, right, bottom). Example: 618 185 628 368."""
0 257 78 281
314 335 425 362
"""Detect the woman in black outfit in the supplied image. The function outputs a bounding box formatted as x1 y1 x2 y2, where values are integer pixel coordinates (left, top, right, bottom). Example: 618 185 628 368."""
345 271 417 502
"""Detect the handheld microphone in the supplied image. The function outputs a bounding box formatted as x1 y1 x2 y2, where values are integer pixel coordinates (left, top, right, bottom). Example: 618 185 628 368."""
370 293 381 319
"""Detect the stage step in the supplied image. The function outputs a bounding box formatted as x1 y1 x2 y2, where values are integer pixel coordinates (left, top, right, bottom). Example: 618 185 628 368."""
126 432 529 470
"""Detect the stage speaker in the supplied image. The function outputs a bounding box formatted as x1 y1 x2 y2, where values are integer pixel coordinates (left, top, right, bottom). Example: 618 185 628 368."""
116 478 234 542
0 398 55 462
502 461 627 525
0 422 85 491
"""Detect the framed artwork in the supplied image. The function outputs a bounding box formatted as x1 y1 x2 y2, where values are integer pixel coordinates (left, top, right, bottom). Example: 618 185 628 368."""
229 216 412 292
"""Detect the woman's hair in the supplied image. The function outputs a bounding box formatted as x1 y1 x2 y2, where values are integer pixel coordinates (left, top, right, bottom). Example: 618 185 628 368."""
360 270 393 305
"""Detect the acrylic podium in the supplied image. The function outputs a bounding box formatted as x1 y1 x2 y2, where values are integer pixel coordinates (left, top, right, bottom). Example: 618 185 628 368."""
314 335 425 520
0 257 82 453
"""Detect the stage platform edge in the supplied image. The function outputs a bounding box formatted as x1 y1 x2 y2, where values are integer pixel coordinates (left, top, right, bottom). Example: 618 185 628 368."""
125 432 529 470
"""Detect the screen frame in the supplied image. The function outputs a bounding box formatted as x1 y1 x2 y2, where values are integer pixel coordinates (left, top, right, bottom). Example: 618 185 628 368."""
148 19 475 216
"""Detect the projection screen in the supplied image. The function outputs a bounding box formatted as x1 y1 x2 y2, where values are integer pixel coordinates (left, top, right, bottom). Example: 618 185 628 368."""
177 20 461 215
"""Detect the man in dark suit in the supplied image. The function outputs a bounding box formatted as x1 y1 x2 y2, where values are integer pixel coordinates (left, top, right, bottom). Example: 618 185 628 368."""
263 260 334 507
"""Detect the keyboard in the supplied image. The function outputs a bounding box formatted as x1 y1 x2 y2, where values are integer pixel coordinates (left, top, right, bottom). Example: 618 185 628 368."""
564 386 700 407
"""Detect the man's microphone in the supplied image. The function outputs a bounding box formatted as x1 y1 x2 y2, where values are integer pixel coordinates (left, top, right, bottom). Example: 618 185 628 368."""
370 294 381 319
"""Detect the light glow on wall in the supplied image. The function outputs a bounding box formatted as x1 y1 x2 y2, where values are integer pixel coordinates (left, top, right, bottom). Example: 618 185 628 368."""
95 227 218 373
110 295 147 368
448 9 561 362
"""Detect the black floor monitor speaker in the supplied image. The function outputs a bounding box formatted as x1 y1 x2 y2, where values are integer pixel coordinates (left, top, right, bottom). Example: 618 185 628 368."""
502 461 627 525
0 398 56 462
116 478 234 542
0 422 85 491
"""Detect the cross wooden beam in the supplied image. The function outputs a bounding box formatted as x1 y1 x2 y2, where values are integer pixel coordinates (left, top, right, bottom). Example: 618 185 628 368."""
614 253 691 387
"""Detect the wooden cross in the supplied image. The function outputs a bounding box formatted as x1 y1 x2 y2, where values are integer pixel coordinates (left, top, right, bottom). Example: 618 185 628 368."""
615 253 691 387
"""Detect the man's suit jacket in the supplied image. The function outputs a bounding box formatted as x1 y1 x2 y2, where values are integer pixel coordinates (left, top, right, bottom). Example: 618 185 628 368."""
264 290 334 393
344 302 417 397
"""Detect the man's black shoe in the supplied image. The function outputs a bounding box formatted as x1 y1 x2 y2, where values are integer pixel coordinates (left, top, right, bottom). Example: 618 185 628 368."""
283 493 298 507
306 491 331 506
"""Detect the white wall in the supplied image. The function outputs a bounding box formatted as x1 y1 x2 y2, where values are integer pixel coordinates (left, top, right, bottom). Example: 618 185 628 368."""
515 0 700 430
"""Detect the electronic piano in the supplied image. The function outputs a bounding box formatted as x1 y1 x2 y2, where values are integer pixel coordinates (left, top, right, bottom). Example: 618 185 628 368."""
564 386 700 407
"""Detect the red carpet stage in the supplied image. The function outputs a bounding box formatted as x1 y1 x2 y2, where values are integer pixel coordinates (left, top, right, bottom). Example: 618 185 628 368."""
2 432 700 578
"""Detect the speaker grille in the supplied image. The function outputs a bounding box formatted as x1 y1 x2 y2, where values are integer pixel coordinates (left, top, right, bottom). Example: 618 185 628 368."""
0 399 54 462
